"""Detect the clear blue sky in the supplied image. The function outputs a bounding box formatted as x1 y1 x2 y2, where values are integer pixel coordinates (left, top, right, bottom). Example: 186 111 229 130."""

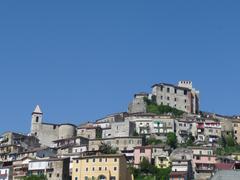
0 1 240 133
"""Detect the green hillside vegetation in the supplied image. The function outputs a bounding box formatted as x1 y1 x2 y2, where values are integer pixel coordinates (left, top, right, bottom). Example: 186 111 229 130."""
144 97 185 117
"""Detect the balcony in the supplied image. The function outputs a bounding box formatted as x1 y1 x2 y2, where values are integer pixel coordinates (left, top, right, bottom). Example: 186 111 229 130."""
195 164 215 172
179 130 188 136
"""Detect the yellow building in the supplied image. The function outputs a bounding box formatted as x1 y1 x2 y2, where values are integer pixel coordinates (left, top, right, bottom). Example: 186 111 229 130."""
72 154 133 180
155 155 171 169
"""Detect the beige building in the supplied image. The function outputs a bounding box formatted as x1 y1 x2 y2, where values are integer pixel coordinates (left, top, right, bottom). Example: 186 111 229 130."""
72 154 132 180
152 81 200 114
88 137 142 152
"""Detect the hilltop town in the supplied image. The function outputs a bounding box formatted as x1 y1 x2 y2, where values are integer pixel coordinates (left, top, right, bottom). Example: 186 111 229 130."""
1 81 240 180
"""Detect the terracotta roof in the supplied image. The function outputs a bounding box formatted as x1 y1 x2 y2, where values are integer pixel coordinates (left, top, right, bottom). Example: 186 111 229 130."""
215 163 235 170
170 171 187 177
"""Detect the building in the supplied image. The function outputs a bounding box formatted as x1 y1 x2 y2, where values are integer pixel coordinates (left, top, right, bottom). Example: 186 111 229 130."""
175 119 197 143
204 120 221 143
128 92 148 113
233 119 240 144
72 154 132 180
0 166 12 180
15 147 57 161
77 123 102 139
191 146 217 180
28 158 70 180
211 170 240 180
88 137 142 152
30 105 76 147
12 157 34 180
170 148 193 161
170 160 193 180
101 120 135 139
133 145 171 168
151 81 200 114
0 132 40 150
126 113 175 136
134 146 152 167
53 136 89 149
0 145 24 162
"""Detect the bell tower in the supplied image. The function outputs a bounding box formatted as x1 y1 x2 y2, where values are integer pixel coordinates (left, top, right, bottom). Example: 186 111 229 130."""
31 105 43 136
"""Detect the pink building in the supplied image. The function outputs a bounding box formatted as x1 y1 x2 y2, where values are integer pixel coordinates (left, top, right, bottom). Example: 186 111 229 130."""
191 146 217 173
133 146 152 166
193 155 217 172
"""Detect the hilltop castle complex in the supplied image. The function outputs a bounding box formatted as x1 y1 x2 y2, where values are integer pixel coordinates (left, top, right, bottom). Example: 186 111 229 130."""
129 80 200 114
1 80 240 180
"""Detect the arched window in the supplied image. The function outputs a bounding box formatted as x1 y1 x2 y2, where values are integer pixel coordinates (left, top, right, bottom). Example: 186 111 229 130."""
98 175 106 180
36 116 39 122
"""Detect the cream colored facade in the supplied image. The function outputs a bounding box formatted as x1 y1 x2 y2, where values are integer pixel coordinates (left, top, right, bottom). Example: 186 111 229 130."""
72 154 132 180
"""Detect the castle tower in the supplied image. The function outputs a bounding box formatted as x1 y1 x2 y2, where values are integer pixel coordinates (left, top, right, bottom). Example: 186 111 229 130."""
31 105 43 136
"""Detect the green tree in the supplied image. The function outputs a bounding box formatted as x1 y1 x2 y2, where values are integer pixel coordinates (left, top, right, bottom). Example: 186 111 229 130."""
99 143 117 154
23 175 47 180
146 137 162 145
139 157 155 175
96 126 102 139
167 132 177 149
186 135 195 146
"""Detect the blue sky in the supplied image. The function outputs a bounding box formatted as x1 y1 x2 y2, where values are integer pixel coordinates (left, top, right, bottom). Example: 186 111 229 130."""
0 1 240 133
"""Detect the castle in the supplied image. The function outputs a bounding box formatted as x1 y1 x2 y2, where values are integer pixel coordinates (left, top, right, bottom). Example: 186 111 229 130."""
30 105 76 147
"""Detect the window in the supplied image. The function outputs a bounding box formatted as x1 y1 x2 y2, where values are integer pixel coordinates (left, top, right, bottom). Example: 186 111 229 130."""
167 96 170 100
116 140 119 144
34 132 37 136
99 158 102 162
53 125 56 129
208 157 211 161
92 167 95 171
160 86 163 91
86 159 88 163
184 99 187 103
114 167 117 171
167 88 170 92
105 158 107 162
196 156 200 160
114 158 117 162
99 167 102 171
179 123 182 127
174 89 177 94
49 174 52 178
85 177 88 180
184 90 187 95
75 177 78 180
161 96 163 100
76 160 79 163
36 116 39 122
76 168 78 172
140 148 145 153
93 158 95 162
86 168 88 171
110 177 116 180
235 130 237 134
57 173 59 177
200 151 202 155
105 167 107 171
174 98 177 101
